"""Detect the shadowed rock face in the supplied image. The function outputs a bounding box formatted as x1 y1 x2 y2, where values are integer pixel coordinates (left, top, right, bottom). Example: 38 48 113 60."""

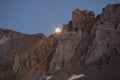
72 9 95 32
63 9 96 35
83 4 120 80
50 4 120 80
48 7 96 75
0 4 120 80
0 29 45 80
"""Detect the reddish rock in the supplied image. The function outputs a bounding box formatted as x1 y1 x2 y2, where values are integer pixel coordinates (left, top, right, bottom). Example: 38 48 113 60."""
0 4 120 80
72 9 96 33
0 29 45 80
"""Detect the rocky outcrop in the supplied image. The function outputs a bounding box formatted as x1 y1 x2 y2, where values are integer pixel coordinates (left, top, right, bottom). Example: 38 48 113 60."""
48 31 81 75
63 9 96 36
21 35 58 80
50 4 120 80
48 9 96 75
0 29 45 80
86 4 120 64
83 4 120 80
72 9 95 32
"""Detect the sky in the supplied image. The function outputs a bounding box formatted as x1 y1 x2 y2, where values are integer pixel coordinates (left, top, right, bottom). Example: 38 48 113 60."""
0 0 120 36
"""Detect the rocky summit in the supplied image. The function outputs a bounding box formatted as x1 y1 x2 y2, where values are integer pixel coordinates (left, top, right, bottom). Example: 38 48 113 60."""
0 4 120 80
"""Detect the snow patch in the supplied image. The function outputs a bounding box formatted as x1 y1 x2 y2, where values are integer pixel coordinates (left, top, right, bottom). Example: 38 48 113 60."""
47 76 53 80
68 74 84 80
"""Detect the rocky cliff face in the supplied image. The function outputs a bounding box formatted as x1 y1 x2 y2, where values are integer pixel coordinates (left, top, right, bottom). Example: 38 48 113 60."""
50 4 120 80
0 29 45 80
0 4 120 80
48 9 96 75
83 4 120 80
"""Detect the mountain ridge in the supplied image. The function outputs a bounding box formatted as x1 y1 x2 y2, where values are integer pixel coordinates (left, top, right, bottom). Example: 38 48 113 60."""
0 4 120 80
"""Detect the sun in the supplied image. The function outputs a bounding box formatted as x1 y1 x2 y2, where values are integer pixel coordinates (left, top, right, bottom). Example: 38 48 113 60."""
55 28 62 33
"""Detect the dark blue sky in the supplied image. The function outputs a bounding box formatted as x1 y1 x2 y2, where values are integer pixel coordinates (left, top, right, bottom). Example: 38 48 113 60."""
0 0 119 36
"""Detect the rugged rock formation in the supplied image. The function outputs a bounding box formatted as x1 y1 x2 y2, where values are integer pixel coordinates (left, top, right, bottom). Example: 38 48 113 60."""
72 9 95 32
83 4 120 80
48 9 96 75
50 4 120 80
63 9 96 36
21 35 58 80
0 29 45 80
0 4 120 80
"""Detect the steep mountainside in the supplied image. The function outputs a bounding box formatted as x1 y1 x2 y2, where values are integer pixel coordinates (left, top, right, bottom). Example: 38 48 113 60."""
51 4 120 80
0 4 120 80
0 29 45 80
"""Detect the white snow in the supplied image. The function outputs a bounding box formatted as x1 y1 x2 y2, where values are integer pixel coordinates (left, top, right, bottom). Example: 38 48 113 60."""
47 76 53 80
68 74 84 80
